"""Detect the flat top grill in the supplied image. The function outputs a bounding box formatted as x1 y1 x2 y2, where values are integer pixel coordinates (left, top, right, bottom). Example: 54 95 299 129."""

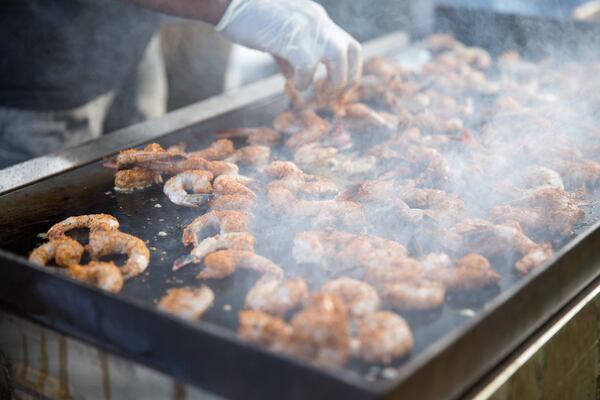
1 7 600 400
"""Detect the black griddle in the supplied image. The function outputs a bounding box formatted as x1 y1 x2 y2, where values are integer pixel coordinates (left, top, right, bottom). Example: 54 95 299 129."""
1 5 600 399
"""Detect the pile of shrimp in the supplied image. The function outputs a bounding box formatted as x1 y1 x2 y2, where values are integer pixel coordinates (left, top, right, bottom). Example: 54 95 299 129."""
93 34 600 370
29 214 150 293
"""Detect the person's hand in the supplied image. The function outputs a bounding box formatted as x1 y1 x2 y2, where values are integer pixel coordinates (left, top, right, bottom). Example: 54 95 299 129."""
215 0 362 93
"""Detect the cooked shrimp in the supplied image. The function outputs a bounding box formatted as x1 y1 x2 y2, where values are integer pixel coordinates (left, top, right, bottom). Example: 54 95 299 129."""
225 145 271 167
174 232 255 271
47 214 119 239
447 218 554 274
199 250 284 280
293 230 408 271
289 293 350 368
218 127 281 147
188 139 235 161
343 102 397 132
212 175 256 198
68 261 124 293
321 277 380 318
114 168 162 192
209 194 256 211
182 210 252 247
423 253 500 291
363 258 424 284
245 275 309 315
158 286 214 320
379 280 446 311
86 231 150 279
116 143 183 168
355 311 413 364
163 170 213 207
238 310 293 352
268 176 338 198
29 236 84 268
141 156 239 176
284 111 331 149
264 160 304 178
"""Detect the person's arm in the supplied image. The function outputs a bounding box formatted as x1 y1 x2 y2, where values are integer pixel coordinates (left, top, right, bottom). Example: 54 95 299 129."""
125 0 363 93
126 0 230 24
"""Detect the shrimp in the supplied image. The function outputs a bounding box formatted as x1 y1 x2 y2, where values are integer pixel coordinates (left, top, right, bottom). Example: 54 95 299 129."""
238 310 293 352
174 232 255 271
199 250 284 280
293 230 409 271
68 261 124 293
210 175 257 211
289 293 350 368
116 143 183 168
423 253 500 291
29 236 84 268
284 111 331 149
354 311 414 364
182 210 252 247
114 168 162 192
47 214 119 239
268 187 365 231
343 102 397 132
163 170 214 207
379 280 446 311
321 277 380 319
86 230 150 279
263 160 304 178
218 127 281 147
212 175 256 198
363 258 424 284
188 139 235 161
158 286 214 320
225 145 271 167
245 275 309 315
141 156 239 176
515 243 553 275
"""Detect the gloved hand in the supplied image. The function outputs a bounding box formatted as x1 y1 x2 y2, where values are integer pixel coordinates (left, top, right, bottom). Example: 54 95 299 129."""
215 0 362 93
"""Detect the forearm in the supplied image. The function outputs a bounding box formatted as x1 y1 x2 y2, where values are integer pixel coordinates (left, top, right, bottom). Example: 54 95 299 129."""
125 0 231 25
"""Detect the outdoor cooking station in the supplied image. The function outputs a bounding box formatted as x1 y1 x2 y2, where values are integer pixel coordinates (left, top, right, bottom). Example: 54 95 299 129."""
1 4 600 399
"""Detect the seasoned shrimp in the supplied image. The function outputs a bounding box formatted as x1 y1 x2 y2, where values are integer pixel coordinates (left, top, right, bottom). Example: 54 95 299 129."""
47 214 119 239
293 230 409 271
379 280 446 311
218 127 281 147
212 175 256 198
264 160 304 178
141 156 239 176
158 286 214 320
188 139 235 161
114 168 162 192
199 250 284 280
245 275 309 315
225 145 271 167
355 311 413 364
209 194 256 211
423 253 500 291
284 111 331 149
116 143 183 168
86 231 150 279
163 170 213 207
238 310 292 352
182 210 252 247
29 236 84 268
173 232 256 271
343 102 397 132
68 261 124 293
289 293 350 368
363 258 424 284
321 277 380 318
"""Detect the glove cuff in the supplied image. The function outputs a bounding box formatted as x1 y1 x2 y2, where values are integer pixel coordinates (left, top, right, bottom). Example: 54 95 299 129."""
215 0 251 31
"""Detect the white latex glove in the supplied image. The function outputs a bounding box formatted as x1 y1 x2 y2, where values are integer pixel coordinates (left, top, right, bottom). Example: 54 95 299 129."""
216 0 363 92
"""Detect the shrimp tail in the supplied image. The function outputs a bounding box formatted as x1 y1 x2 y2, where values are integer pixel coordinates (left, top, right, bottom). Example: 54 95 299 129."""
173 254 197 271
